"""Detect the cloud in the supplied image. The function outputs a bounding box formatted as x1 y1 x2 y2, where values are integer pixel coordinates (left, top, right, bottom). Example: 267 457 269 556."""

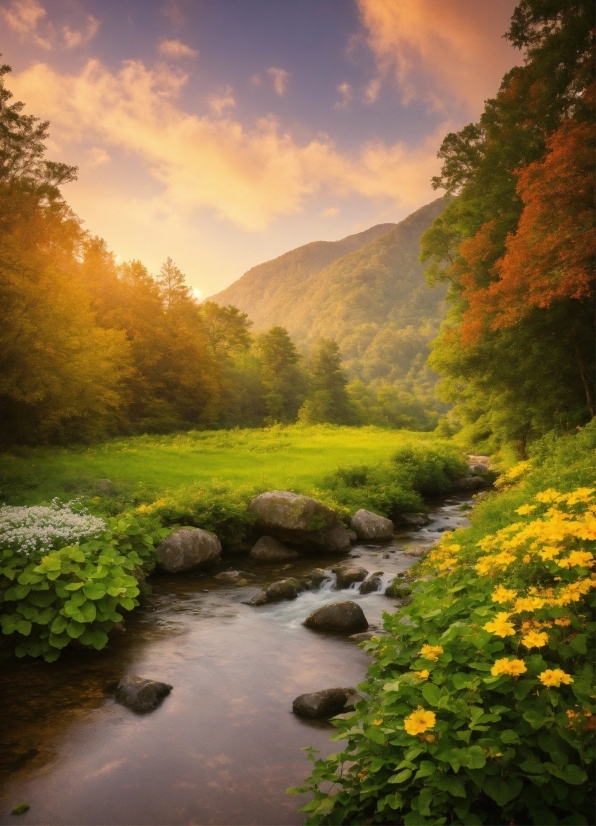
62 14 100 49
321 207 339 218
267 67 291 97
364 77 381 104
0 0 51 48
10 58 445 231
161 1 186 26
335 81 353 111
158 38 198 59
356 0 519 113
86 147 110 167
208 85 235 116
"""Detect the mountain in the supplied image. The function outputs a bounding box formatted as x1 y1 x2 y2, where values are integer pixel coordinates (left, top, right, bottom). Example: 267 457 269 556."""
210 198 448 385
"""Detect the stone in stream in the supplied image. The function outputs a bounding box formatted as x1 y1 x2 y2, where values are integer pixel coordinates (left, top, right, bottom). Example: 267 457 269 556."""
350 509 394 541
265 578 303 601
115 676 172 712
359 574 383 594
396 512 429 528
301 568 330 589
452 476 487 491
156 528 221 574
349 631 376 642
292 687 351 718
214 570 241 582
303 601 368 633
347 529 358 542
246 590 268 606
248 491 350 554
332 565 368 589
249 536 299 562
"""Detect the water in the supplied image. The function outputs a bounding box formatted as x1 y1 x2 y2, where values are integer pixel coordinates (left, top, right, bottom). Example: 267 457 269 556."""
0 497 472 825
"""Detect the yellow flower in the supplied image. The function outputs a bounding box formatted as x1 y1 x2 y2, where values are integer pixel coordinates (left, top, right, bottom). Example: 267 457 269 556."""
564 488 595 505
516 504 537 515
539 669 574 688
437 557 458 570
484 613 516 637
536 489 562 503
419 644 443 661
445 544 461 552
372 719 384 726
514 596 545 613
414 670 429 680
521 630 549 648
554 617 571 627
559 550 594 569
492 585 516 604
538 546 561 561
522 554 531 563
404 707 436 736
491 658 527 677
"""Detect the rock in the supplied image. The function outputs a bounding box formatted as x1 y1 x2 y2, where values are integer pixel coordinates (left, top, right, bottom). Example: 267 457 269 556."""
350 509 394 541
332 565 368 589
385 581 412 599
349 631 375 642
302 568 330 589
265 578 302 602
403 546 429 557
471 463 488 475
359 575 383 594
249 536 299 562
292 687 349 718
115 676 172 712
96 478 116 496
397 512 429 527
303 601 369 633
214 570 241 582
347 529 358 542
248 491 350 554
452 476 487 491
156 528 221 574
246 590 268 606
235 578 249 587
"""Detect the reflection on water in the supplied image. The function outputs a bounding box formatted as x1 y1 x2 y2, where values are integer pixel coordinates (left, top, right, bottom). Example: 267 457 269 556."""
0 497 472 825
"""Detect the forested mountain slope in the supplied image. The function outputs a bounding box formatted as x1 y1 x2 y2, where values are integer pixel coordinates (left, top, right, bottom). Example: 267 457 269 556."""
211 222 395 330
211 198 448 384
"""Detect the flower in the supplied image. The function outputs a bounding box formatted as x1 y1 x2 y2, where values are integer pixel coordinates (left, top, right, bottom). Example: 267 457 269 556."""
372 719 383 726
491 658 527 677
404 708 436 736
483 613 516 637
414 670 429 680
557 550 594 569
513 596 545 613
536 489 562 503
516 504 537 515
418 644 443 661
492 585 516 604
521 630 549 648
564 488 595 505
539 669 574 687
554 617 571 627
538 545 561 561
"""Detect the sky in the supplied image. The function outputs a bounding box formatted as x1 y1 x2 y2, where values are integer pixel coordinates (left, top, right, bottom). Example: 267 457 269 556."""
1 0 520 298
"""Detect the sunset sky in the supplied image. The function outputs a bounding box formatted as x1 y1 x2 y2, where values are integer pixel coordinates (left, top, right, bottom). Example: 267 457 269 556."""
2 0 519 297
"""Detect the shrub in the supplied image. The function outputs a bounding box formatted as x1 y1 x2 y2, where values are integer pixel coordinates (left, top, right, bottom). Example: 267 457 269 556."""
0 515 167 662
291 485 595 825
0 500 106 557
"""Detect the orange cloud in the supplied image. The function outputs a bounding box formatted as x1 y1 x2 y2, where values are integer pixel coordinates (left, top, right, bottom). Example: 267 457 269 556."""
158 38 198 59
335 82 353 111
10 58 444 230
357 0 518 113
62 14 99 49
208 85 235 115
0 0 51 48
267 67 291 97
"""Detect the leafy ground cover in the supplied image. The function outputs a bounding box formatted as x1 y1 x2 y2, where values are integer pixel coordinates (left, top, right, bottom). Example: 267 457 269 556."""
292 422 596 825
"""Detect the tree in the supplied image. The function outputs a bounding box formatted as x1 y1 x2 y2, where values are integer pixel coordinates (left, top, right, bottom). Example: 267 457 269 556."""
257 326 306 423
199 301 252 359
299 339 353 425
156 257 189 310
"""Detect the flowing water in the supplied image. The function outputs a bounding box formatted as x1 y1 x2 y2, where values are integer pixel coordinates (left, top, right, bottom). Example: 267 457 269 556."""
0 496 473 825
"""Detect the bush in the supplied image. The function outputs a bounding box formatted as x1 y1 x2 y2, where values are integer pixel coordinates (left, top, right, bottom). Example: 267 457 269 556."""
291 475 595 823
0 514 167 662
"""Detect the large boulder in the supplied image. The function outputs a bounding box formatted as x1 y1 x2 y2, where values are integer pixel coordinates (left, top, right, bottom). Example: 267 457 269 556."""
249 491 350 554
332 565 368 589
350 509 394 541
359 574 383 594
303 600 369 633
396 512 429 528
292 687 350 718
249 536 299 561
265 578 302 601
115 676 172 712
452 476 487 491
156 528 221 573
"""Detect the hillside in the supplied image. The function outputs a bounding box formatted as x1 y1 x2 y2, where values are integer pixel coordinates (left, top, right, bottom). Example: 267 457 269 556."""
210 198 448 385
211 222 396 330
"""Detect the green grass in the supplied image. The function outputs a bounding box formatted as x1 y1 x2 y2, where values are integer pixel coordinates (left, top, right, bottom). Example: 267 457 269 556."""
0 425 450 506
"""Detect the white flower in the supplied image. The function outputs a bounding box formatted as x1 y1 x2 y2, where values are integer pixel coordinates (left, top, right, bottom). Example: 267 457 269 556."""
0 501 106 558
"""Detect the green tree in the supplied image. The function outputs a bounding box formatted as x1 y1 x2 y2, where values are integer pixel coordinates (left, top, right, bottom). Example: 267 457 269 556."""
258 326 306 423
299 339 353 425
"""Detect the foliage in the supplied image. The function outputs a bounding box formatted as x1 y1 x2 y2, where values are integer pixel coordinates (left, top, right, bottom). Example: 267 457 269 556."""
420 0 595 454
0 500 105 557
257 326 307 423
292 430 596 824
299 339 354 425
0 515 167 662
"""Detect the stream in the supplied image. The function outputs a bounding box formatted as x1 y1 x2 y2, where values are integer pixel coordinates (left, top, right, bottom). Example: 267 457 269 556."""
0 495 474 825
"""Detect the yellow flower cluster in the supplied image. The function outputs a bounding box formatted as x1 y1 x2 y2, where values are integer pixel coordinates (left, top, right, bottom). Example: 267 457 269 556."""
491 658 527 677
418 644 443 661
483 613 516 637
413 670 429 680
521 629 549 648
404 707 436 736
539 669 574 687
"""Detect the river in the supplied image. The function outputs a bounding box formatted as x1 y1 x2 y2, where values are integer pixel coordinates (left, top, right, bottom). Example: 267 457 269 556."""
0 496 473 825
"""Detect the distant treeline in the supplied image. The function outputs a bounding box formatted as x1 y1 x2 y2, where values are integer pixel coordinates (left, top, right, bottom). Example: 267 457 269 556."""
0 62 438 446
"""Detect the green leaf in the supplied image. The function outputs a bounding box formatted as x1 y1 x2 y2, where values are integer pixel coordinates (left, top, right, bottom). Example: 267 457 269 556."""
414 760 436 779
500 730 520 744
50 615 68 634
390 769 412 784
40 556 61 571
66 620 86 639
462 745 486 769
79 600 97 623
15 620 32 636
569 634 587 654
421 683 442 706
418 786 433 816
483 776 522 806
83 582 107 600
523 710 552 730
64 582 84 591
514 679 537 700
